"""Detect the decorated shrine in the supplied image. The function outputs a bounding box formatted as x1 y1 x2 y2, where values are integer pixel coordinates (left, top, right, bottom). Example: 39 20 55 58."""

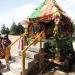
26 0 75 75
28 0 73 39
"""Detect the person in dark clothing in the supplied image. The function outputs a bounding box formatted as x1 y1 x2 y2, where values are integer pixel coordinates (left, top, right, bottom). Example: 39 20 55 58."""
2 34 11 48
2 34 11 59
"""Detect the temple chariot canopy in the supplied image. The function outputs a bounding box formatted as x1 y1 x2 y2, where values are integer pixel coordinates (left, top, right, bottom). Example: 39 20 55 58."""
29 0 62 21
26 0 74 39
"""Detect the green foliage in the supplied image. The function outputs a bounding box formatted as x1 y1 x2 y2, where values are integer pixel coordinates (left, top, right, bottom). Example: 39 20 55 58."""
16 22 25 35
1 24 6 34
43 36 73 58
1 21 25 35
1 24 10 34
10 22 25 35
58 37 73 56
43 39 57 57
10 22 17 35
6 27 10 34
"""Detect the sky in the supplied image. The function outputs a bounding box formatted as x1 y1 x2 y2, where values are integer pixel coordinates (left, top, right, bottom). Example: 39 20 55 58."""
0 0 75 29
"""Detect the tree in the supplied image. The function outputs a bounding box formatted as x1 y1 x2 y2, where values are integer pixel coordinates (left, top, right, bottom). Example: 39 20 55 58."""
1 24 6 34
10 22 25 35
16 22 25 35
10 21 17 35
6 27 10 34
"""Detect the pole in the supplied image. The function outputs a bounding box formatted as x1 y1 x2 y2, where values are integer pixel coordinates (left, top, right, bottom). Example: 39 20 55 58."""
39 41 42 70
22 50 26 75
5 47 10 69
40 41 42 49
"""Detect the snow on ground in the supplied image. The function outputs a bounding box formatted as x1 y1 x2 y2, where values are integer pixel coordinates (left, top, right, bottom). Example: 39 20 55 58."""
9 35 20 56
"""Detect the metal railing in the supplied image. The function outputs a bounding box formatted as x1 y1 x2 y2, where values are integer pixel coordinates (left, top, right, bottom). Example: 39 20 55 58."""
21 31 43 75
5 32 26 63
5 31 43 75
